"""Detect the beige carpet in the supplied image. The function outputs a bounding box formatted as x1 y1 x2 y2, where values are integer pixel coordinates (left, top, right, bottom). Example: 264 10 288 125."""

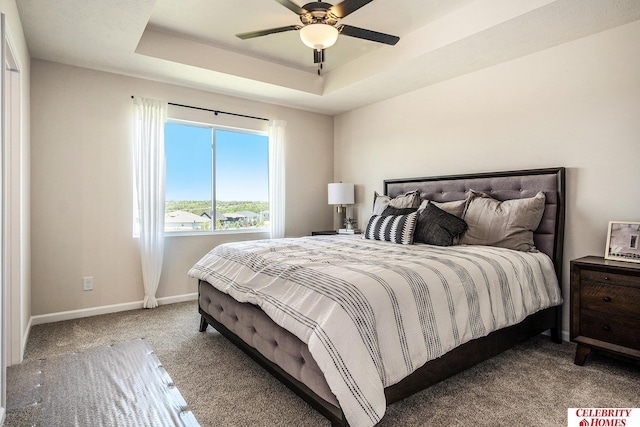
6 301 640 426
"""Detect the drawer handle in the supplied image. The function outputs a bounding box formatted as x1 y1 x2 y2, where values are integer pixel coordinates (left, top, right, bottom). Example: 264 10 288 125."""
602 296 611 302
603 276 610 281
602 325 611 332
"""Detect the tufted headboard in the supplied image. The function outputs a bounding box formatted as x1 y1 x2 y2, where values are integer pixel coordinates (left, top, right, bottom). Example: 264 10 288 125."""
384 168 566 280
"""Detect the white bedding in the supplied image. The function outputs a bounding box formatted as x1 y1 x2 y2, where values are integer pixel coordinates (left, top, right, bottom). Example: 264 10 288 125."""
189 235 562 427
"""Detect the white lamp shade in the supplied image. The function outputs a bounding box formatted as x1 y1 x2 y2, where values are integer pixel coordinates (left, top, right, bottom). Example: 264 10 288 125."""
299 24 339 50
328 183 354 205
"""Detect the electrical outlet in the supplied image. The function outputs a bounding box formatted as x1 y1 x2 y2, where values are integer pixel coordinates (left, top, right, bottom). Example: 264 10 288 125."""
83 276 93 291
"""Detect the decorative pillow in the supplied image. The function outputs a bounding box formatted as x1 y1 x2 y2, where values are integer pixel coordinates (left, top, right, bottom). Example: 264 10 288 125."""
372 192 391 215
372 190 420 216
363 212 418 245
432 199 467 218
414 202 467 246
417 199 467 218
459 191 546 252
381 206 418 216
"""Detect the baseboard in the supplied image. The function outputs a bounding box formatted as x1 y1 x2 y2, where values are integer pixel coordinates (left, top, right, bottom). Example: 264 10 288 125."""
29 293 198 327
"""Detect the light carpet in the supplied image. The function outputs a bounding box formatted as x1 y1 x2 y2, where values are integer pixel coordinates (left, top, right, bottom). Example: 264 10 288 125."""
6 301 640 426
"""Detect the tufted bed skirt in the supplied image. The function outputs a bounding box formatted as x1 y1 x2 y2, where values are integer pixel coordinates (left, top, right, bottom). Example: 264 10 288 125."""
198 279 340 408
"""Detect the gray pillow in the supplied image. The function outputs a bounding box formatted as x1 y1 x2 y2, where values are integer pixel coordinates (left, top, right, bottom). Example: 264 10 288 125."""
381 206 417 216
459 190 546 252
431 199 467 218
418 199 467 218
372 190 420 215
414 202 467 246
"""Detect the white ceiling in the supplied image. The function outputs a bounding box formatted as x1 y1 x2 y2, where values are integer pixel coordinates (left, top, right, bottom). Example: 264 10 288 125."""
15 0 640 115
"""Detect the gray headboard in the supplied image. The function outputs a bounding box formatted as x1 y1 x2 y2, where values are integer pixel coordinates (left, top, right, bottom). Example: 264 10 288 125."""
384 168 566 280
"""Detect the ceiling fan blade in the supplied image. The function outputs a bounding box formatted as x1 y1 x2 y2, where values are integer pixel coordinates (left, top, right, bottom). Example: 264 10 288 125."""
236 25 301 40
339 24 399 45
328 0 373 19
274 0 308 15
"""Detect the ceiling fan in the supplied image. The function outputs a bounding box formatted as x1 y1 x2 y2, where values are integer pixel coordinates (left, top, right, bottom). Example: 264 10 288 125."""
236 0 400 73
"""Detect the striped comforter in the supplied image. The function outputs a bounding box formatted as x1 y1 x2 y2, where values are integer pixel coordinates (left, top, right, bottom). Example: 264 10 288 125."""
188 235 562 427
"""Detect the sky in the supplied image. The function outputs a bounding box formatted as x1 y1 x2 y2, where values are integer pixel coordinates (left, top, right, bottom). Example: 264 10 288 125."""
164 122 269 202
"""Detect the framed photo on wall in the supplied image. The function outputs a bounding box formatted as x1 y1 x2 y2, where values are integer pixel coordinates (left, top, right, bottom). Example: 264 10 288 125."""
604 221 640 263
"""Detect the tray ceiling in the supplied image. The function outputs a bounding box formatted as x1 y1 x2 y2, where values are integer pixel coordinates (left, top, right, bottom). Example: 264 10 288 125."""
16 0 640 115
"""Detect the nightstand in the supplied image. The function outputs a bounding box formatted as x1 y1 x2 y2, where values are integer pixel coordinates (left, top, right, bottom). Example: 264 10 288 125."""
311 230 337 236
570 256 640 365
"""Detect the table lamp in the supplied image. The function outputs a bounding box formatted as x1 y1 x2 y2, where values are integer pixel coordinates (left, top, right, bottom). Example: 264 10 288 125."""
328 182 354 231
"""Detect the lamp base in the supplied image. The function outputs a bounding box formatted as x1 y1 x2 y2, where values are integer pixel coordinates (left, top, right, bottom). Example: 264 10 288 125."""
333 210 345 231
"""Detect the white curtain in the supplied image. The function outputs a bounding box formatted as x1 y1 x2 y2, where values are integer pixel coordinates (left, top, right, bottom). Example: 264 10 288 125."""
269 120 286 239
133 97 167 308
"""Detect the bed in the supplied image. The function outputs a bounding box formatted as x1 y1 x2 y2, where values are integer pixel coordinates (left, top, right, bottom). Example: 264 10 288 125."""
189 167 565 427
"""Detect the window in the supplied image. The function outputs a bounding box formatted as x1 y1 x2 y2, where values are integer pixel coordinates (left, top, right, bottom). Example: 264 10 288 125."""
164 120 269 233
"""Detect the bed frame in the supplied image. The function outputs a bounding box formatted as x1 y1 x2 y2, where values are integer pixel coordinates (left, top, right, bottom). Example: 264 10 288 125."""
198 167 566 426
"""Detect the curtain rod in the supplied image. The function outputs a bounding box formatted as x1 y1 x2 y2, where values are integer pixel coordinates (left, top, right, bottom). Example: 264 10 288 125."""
131 96 269 122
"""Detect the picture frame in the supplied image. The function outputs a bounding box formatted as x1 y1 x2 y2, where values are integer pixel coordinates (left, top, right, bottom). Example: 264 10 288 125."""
604 221 640 263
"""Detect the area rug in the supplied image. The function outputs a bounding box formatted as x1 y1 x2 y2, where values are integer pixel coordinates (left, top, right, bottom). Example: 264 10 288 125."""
6 338 199 426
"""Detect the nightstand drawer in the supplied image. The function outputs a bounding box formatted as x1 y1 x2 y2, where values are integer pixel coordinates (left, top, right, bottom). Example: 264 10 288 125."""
581 282 640 319
581 269 640 288
581 312 640 350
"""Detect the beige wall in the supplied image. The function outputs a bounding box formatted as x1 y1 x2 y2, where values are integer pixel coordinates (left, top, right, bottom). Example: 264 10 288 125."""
334 20 640 336
30 60 334 316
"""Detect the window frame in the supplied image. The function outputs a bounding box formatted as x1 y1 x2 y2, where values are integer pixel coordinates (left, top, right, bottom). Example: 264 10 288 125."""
163 117 270 236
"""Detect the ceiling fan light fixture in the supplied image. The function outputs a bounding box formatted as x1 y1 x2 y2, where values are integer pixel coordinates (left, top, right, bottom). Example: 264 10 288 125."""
299 23 339 50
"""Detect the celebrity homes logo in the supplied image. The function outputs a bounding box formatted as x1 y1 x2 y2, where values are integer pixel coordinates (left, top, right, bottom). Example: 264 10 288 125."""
568 408 639 426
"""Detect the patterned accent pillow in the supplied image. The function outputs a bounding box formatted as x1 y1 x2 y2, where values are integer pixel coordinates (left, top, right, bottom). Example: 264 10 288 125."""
414 202 467 246
363 212 418 245
460 190 546 252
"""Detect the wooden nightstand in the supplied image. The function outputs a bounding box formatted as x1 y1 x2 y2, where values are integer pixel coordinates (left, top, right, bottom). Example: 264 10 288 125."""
570 256 640 365
311 230 337 236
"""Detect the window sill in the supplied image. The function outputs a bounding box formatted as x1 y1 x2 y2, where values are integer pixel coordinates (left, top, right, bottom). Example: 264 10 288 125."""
133 229 270 239
163 228 270 238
